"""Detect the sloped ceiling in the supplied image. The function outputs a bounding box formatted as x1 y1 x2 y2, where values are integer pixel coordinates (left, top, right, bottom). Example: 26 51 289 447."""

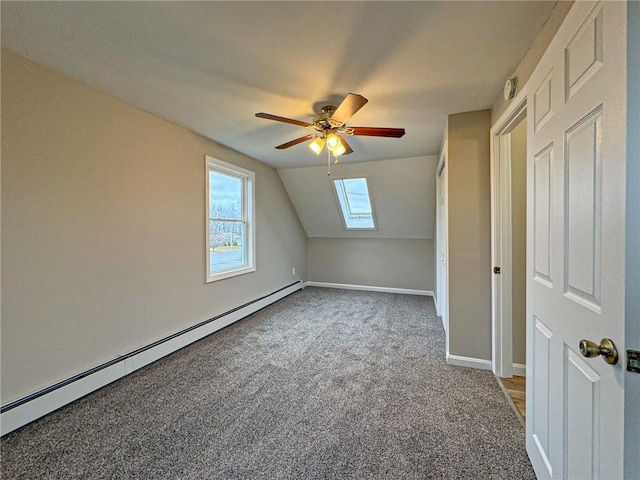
279 156 437 238
0 1 557 168
1 2 557 241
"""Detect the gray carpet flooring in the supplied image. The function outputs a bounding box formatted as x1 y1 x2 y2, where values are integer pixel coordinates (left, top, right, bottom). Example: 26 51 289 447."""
1 287 535 479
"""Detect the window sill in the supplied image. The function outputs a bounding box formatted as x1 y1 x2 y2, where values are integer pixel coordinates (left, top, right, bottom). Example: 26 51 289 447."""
207 266 256 283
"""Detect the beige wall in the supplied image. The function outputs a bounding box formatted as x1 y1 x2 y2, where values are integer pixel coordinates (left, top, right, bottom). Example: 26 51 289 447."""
1 50 307 404
510 118 527 366
278 156 437 240
308 238 434 292
492 1 574 122
446 109 492 361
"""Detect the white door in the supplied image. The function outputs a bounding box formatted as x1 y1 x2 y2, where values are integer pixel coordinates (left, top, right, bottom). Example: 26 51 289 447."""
526 2 627 479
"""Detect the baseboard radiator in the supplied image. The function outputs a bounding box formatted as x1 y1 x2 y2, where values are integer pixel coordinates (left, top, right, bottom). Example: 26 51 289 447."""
0 281 304 436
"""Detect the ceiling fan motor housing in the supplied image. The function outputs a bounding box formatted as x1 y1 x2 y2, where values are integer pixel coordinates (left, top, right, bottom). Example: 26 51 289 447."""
314 105 338 129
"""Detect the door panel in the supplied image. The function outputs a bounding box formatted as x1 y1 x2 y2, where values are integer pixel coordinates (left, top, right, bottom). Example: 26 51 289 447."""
564 107 602 311
534 70 554 132
533 144 553 286
565 347 601 480
531 316 553 476
565 8 603 100
526 2 627 478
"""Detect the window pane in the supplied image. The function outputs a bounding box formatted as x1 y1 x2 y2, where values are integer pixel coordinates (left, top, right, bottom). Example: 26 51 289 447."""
342 178 372 215
209 220 245 272
333 178 376 229
206 156 255 282
209 170 242 220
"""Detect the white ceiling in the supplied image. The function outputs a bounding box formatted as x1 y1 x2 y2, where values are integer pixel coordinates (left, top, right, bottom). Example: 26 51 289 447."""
1 1 557 169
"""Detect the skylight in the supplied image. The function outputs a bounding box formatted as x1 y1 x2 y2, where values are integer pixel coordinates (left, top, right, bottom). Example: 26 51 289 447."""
332 177 376 230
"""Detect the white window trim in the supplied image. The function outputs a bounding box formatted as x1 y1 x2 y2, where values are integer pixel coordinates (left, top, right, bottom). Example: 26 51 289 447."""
330 175 378 231
205 156 255 282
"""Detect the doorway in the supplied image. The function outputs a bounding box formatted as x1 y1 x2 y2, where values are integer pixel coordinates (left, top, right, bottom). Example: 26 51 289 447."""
491 97 527 395
435 148 448 337
508 117 527 379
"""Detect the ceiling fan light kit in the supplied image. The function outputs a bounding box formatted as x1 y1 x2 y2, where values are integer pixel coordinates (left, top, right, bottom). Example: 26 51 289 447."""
309 136 325 155
255 93 406 159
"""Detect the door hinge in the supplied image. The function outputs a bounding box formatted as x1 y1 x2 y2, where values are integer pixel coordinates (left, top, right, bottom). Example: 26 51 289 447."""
493 266 501 274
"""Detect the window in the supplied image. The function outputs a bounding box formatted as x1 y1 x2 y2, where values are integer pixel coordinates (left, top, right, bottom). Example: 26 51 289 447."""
332 177 377 230
206 156 255 282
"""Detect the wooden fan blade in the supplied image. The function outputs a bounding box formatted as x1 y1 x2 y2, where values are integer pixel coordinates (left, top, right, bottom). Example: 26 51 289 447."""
255 112 314 128
330 93 368 125
275 134 315 149
350 126 406 138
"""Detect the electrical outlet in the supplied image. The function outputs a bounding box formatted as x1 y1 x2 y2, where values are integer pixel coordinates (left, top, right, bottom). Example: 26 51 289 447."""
292 267 296 276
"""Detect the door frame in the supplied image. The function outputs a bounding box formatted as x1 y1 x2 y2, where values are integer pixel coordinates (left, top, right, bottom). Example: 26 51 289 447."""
625 2 640 477
490 91 527 378
435 145 448 339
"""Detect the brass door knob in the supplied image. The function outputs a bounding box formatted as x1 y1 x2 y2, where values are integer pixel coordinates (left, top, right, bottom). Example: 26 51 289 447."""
579 338 619 365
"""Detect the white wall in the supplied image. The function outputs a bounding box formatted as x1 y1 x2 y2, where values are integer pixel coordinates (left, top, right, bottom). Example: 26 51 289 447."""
1 50 307 405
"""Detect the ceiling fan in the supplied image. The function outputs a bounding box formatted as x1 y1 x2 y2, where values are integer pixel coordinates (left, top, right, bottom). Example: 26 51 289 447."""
255 93 405 158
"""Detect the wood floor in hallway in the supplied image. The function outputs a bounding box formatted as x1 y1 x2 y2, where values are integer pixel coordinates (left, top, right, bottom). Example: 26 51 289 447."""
500 375 526 420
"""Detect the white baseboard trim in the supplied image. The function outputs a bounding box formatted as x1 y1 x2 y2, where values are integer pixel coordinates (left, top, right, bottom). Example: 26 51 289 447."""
446 354 493 371
512 363 526 377
432 297 447 332
0 281 303 436
305 281 433 297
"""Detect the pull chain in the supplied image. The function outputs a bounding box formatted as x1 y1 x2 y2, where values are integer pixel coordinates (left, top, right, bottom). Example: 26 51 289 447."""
326 149 339 176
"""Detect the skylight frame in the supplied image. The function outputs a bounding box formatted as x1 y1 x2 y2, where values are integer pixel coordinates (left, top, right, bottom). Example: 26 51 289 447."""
331 176 378 231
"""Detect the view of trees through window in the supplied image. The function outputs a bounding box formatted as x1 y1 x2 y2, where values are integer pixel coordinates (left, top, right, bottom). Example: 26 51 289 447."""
209 170 245 272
